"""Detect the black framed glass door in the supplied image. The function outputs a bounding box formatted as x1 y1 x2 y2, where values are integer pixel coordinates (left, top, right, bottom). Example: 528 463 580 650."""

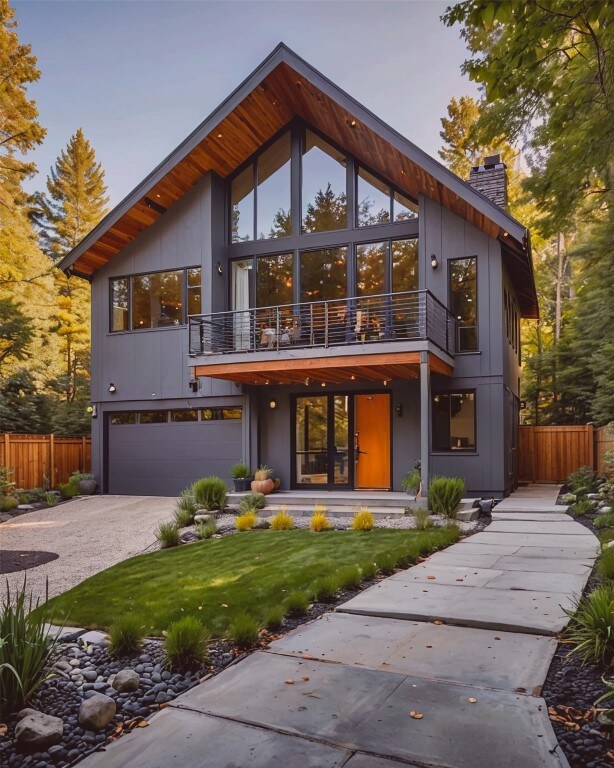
294 394 351 488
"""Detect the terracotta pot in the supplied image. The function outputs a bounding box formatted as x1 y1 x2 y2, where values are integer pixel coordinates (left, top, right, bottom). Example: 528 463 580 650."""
273 478 281 491
251 478 274 495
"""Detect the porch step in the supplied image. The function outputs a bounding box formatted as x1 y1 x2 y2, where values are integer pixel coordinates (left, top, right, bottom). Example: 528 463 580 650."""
227 490 416 509
259 504 408 519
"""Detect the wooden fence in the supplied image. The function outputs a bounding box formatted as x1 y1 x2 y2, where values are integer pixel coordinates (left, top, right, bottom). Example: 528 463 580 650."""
519 424 613 483
0 434 91 490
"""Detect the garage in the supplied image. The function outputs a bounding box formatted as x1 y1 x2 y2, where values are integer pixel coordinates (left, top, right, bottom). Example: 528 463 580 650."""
106 406 243 496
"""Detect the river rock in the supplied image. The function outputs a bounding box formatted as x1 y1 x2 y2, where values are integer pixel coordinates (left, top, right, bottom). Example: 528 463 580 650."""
14 712 63 752
112 669 140 693
78 693 116 730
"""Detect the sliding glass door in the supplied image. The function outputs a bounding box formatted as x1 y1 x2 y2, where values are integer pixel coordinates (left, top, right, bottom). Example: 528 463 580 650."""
294 394 350 488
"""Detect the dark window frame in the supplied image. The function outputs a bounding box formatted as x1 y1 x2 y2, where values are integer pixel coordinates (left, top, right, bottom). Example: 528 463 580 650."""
431 389 477 453
355 163 418 230
448 256 478 353
109 266 201 333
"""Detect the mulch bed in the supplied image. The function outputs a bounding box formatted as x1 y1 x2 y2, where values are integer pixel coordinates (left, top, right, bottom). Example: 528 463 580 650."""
1 550 59 574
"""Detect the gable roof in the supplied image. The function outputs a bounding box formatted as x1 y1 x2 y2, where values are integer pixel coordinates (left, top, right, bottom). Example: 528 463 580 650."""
59 43 537 318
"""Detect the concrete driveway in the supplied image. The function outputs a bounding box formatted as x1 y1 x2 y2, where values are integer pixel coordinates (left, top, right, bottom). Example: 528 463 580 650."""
0 495 175 601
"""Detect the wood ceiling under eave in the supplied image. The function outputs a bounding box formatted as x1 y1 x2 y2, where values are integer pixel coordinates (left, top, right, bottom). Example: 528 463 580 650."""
73 61 513 278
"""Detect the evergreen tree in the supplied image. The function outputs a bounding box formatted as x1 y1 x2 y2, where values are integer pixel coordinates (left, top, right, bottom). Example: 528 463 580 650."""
302 184 347 233
0 298 33 372
0 369 52 434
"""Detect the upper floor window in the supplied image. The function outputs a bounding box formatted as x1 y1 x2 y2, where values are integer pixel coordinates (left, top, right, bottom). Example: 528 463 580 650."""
110 267 201 332
357 167 418 227
302 130 347 233
449 257 477 352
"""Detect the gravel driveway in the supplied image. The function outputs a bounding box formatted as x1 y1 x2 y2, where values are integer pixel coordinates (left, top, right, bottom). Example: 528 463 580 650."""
0 495 176 602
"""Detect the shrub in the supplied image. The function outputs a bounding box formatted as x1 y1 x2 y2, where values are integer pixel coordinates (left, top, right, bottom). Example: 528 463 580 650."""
570 497 594 517
337 565 362 590
108 615 145 657
567 465 597 493
0 579 57 714
285 591 310 617
155 522 180 548
352 508 374 531
360 560 378 580
236 512 257 531
376 553 396 575
70 471 93 485
312 575 340 602
565 584 614 666
413 507 433 530
0 495 18 511
597 547 614 580
402 468 421 495
230 462 251 479
175 506 195 528
176 490 198 520
164 616 208 669
228 613 260 650
238 492 266 512
270 509 293 530
253 518 271 529
192 476 228 511
43 492 58 507
59 482 78 500
602 448 614 480
195 519 218 539
595 514 614 529
428 476 466 518
0 466 15 495
310 510 332 532
264 606 285 631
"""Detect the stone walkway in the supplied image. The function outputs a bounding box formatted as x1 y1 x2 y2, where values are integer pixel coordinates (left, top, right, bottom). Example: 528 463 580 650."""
80 485 599 768
0 495 175 601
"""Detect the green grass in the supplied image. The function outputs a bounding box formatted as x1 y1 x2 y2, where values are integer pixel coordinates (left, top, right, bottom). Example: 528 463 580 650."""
38 528 458 637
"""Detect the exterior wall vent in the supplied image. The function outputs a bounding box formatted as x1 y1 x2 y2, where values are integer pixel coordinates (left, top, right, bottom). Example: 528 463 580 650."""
467 154 508 210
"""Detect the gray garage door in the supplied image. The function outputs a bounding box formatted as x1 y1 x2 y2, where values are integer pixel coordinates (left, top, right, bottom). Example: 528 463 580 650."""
107 407 243 496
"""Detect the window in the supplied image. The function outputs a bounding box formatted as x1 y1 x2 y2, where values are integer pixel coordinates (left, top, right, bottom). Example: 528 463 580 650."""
302 130 347 233
449 257 477 352
257 133 292 239
171 410 198 422
356 241 387 297
110 412 136 425
300 248 347 302
201 407 242 420
392 238 419 292
393 190 418 221
231 165 255 243
357 168 390 226
110 267 201 332
256 253 293 308
432 391 476 451
139 411 168 424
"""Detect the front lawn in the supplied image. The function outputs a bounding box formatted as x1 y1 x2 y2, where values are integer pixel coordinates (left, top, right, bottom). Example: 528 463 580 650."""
39 527 458 636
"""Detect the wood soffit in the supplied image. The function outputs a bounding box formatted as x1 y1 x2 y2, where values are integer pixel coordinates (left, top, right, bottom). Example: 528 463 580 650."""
62 47 536 317
193 351 453 385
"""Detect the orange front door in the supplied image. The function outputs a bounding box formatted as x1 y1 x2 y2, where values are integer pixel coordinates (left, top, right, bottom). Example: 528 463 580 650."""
354 394 391 489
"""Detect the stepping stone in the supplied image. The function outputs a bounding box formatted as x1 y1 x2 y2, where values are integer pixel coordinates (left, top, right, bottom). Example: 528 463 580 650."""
171 652 567 768
491 512 571 522
423 551 504 569
269 613 556 693
468 531 599 551
482 570 588 595
516 544 599 559
338 580 575 634
487 520 594 535
491 555 593 575
445 541 521 555
78 707 349 767
389 563 504 588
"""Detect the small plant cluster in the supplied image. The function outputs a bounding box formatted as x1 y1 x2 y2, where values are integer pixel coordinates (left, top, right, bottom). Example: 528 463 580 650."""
157 476 229 548
229 462 252 480
352 508 374 531
310 505 332 532
270 508 293 530
402 467 421 495
428 476 466 519
192 476 228 511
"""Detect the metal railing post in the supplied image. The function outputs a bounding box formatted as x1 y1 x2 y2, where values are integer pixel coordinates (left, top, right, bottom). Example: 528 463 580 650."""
324 301 329 348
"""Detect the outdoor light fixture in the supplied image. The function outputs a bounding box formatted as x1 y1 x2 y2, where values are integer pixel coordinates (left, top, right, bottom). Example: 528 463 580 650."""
216 261 223 275
87 404 98 419
108 383 116 394
395 402 403 418
189 379 199 393
304 377 310 386
431 255 439 269
269 398 277 409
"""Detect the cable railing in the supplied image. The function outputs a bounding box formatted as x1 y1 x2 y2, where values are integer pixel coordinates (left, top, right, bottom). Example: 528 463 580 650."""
188 289 456 358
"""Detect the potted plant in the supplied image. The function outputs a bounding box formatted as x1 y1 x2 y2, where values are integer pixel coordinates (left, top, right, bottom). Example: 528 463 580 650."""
71 471 97 496
229 462 253 492
251 465 275 495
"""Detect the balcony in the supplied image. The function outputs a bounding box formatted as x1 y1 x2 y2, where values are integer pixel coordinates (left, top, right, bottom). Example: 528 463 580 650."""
188 290 456 385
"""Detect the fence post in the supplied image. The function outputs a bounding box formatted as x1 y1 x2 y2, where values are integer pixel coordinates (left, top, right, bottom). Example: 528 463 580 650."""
81 436 87 471
49 434 56 489
3 433 9 471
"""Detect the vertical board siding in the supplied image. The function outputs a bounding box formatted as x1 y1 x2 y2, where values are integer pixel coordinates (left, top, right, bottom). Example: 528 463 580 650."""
0 434 92 490
518 425 603 483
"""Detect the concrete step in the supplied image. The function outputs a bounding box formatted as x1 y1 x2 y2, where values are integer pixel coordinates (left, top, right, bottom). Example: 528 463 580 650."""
227 491 416 508
257 504 408 519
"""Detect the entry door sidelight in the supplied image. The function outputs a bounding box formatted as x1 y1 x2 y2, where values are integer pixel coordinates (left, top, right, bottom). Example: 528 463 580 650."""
294 394 351 488
354 394 391 489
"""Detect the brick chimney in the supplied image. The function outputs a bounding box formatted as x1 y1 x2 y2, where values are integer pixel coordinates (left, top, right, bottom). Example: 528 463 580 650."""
467 154 508 209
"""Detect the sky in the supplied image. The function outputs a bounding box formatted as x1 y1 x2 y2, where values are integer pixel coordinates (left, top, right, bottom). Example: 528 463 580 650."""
14 0 479 207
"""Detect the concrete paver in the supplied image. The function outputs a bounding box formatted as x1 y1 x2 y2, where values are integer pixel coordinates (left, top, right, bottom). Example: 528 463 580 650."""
338 579 574 634
269 612 556 693
172 652 567 768
492 511 571 522
492 555 592 575
467 531 599 551
390 562 505 587
0 495 175 600
482 570 586 594
487 520 594 535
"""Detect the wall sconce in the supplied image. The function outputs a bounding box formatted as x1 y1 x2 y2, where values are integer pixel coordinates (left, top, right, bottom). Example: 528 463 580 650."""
108 383 116 394
269 398 277 409
87 404 98 418
431 255 439 269
189 379 199 393
395 402 403 418
216 261 223 275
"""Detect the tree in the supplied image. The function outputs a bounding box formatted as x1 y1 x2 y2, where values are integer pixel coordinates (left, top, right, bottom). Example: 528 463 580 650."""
0 0 45 210
0 298 33 372
302 184 347 233
0 369 52 434
32 128 109 261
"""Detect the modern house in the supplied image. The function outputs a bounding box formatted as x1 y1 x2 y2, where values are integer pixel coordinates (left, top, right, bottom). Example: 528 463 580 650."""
59 44 537 500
